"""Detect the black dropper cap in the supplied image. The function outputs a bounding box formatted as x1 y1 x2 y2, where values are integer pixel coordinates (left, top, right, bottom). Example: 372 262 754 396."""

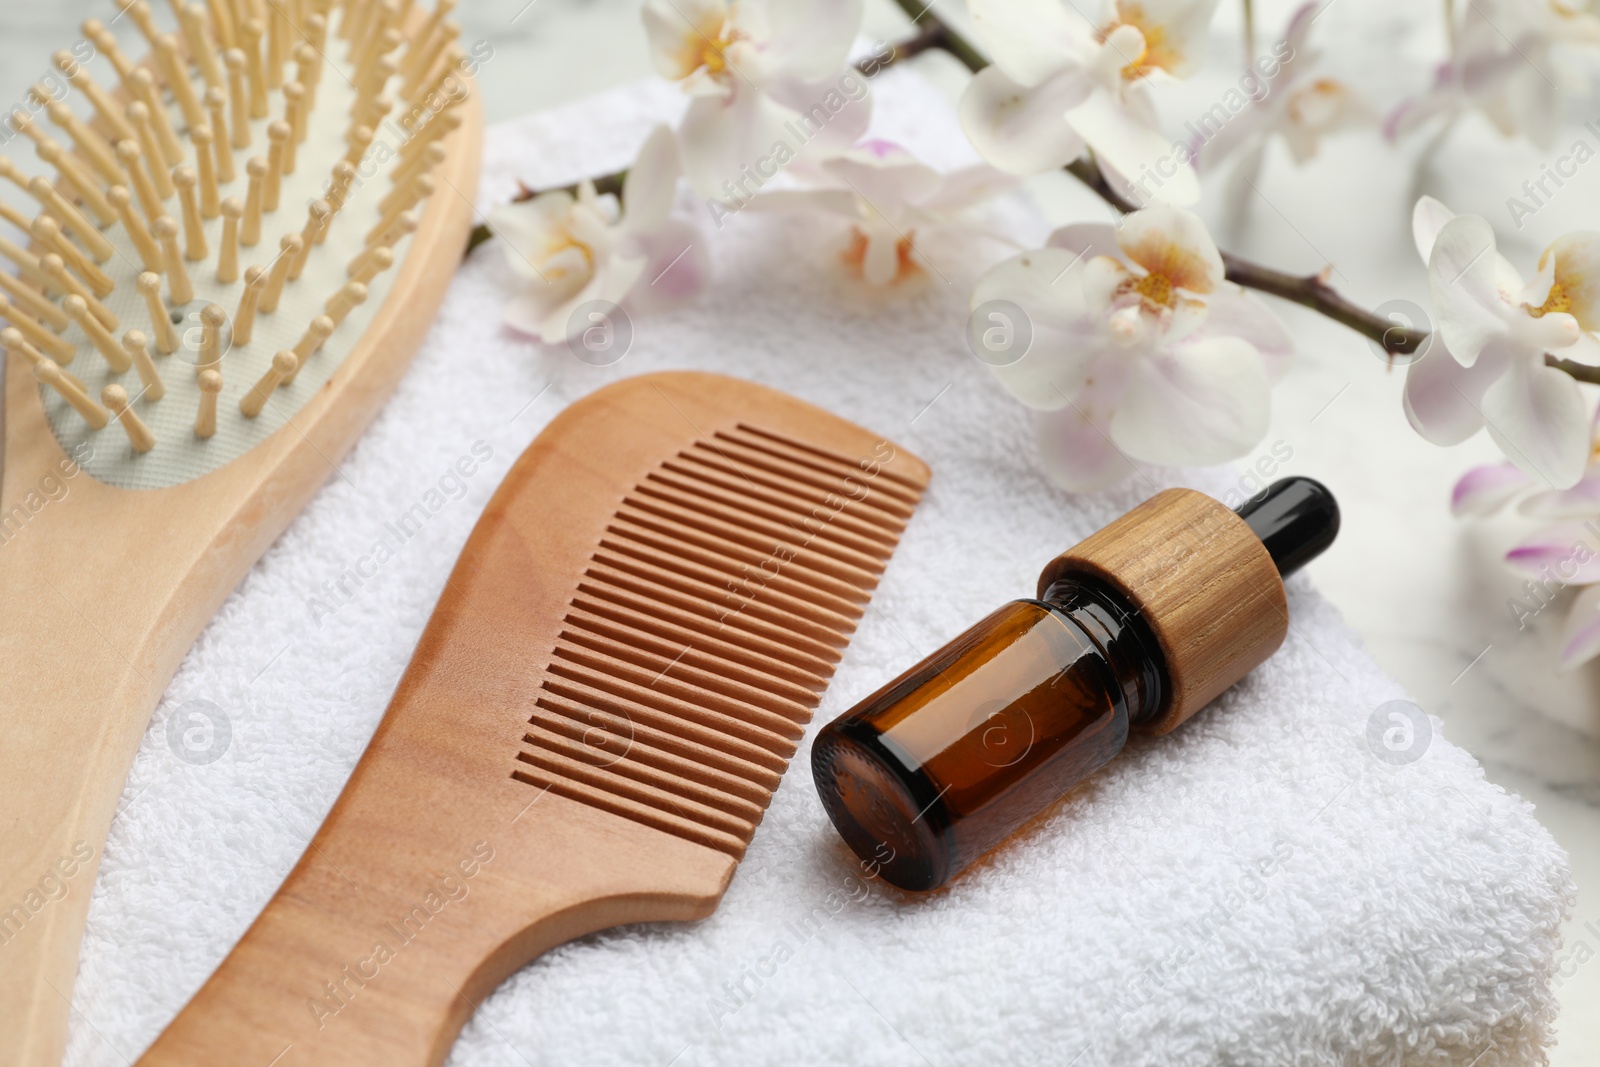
1233 477 1339 578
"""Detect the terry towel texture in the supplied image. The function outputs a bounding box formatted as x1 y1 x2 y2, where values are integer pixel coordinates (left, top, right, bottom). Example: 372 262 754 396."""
66 72 1573 1067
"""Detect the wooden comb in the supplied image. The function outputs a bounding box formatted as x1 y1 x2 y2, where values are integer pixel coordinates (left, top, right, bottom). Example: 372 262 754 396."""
133 371 930 1066
0 3 482 1062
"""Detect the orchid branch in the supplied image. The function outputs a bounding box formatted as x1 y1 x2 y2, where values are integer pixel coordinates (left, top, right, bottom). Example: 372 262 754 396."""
893 0 1438 359
461 26 959 254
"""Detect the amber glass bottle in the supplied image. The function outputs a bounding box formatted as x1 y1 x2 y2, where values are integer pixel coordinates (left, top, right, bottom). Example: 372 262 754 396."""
812 477 1338 891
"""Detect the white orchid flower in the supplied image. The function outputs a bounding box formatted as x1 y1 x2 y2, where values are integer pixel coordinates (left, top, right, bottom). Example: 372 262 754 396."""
970 205 1290 490
959 0 1219 205
1450 408 1600 667
747 139 1017 286
1192 3 1373 172
1387 0 1600 149
490 126 708 342
1403 196 1600 489
642 0 869 198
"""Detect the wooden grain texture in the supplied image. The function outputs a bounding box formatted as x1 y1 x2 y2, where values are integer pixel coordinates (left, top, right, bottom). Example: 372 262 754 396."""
0 81 484 1067
1037 488 1287 734
133 371 930 1066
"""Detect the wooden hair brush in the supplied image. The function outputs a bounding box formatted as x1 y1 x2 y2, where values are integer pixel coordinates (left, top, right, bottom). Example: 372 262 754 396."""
132 371 930 1065
0 2 482 1062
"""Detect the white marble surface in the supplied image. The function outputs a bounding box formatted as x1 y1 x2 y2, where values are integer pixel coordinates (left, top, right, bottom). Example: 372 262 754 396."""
0 0 1595 1059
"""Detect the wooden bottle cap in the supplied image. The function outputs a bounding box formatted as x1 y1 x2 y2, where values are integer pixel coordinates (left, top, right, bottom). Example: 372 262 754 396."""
1037 488 1287 735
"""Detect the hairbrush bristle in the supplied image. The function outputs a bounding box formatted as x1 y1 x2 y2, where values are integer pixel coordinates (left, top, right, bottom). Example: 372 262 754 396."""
0 0 471 490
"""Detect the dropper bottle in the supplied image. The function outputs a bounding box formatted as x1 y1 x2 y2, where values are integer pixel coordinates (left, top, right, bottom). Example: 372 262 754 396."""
811 477 1339 892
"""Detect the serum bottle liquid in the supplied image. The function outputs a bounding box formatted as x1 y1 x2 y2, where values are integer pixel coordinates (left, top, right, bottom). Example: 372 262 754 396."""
812 477 1338 891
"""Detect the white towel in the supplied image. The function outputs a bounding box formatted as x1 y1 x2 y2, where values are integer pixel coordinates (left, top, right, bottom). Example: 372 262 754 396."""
67 71 1574 1067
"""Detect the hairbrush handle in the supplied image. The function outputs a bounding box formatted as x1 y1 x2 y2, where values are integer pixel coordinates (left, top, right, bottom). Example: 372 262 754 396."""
135 484 737 1066
0 457 245 1067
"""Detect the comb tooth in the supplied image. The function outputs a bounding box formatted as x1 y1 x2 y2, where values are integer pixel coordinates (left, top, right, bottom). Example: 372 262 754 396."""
325 281 367 326
199 304 227 373
591 546 851 650
557 625 816 722
518 743 763 843
662 455 904 546
620 488 887 584
511 767 748 859
726 422 928 499
552 638 807 739
635 478 892 574
544 655 799 757
529 699 777 805
614 489 896 588
564 601 827 695
537 678 788 779
676 444 914 528
516 741 761 841
602 524 867 623
3 327 81 378
572 580 836 682
608 512 869 613
580 561 844 666
696 435 919 521
523 724 768 825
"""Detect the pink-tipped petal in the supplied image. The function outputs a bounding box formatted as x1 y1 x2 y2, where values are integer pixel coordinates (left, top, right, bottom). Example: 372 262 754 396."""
1520 469 1600 517
1451 461 1531 516
1506 520 1600 582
